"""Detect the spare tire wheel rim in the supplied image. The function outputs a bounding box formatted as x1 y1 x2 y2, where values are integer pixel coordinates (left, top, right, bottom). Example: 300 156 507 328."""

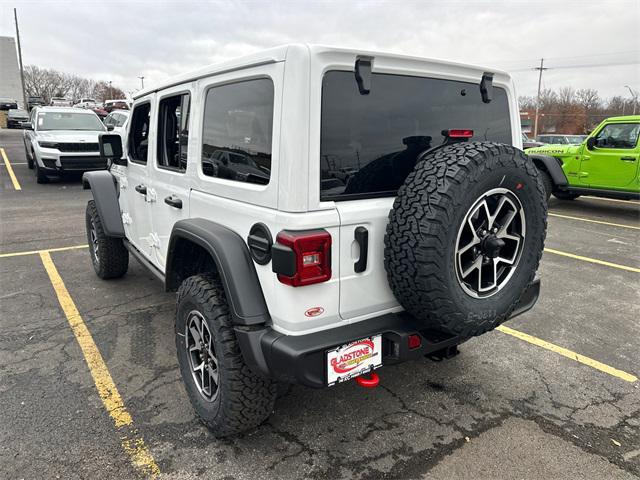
455 187 526 298
185 310 219 402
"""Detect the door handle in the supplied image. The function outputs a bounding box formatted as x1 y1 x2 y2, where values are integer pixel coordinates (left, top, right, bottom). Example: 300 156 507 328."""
135 184 147 195
620 156 637 162
354 226 368 273
164 195 182 209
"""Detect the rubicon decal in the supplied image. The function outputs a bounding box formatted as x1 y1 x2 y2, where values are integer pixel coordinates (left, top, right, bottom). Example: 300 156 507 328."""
304 306 324 317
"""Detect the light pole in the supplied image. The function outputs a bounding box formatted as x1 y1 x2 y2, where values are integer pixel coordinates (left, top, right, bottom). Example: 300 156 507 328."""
533 58 548 138
138 76 145 90
108 80 112 101
624 85 638 115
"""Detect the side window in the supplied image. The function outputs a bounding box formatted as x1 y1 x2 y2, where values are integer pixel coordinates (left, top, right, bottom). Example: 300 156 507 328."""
104 114 115 127
157 93 190 171
117 114 127 127
201 78 273 185
595 123 640 149
128 103 151 164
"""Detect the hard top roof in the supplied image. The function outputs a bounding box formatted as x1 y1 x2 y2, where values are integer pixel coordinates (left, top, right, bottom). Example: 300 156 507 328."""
133 43 511 100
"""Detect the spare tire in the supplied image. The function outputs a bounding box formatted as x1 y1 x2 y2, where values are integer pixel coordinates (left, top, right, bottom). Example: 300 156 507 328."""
384 142 547 338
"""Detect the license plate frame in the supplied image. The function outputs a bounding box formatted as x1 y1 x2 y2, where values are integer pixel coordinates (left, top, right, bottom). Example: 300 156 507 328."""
326 334 382 386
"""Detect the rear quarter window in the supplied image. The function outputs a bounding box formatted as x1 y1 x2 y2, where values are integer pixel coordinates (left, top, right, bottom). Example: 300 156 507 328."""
320 71 512 201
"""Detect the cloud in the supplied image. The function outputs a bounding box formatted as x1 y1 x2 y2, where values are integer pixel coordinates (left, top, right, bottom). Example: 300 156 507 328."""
0 0 638 98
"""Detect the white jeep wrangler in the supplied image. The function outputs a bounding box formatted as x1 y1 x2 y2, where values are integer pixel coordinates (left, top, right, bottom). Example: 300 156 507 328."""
83 44 546 437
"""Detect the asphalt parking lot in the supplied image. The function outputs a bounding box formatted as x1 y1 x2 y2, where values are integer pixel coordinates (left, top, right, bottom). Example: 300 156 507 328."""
1 127 639 479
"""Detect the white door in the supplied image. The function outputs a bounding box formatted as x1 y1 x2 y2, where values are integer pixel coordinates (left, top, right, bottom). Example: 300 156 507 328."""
147 88 192 270
116 99 154 260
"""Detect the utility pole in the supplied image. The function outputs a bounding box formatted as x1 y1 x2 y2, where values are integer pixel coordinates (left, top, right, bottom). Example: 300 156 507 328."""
138 76 145 89
625 85 638 115
14 8 27 110
533 58 548 139
108 80 112 100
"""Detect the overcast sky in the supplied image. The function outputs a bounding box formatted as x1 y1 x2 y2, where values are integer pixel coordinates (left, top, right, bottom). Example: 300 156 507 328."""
1 0 638 101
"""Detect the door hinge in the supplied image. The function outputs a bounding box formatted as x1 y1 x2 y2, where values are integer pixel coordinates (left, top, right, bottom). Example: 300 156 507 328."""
149 232 161 249
121 212 132 225
119 177 128 189
146 188 157 203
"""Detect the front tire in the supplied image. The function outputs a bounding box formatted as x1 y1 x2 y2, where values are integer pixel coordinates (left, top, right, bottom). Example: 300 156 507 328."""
85 200 129 279
537 169 553 202
176 274 276 437
385 142 547 338
34 159 49 183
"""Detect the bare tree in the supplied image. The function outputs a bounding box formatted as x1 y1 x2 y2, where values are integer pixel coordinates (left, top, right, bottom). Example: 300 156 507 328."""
24 65 125 104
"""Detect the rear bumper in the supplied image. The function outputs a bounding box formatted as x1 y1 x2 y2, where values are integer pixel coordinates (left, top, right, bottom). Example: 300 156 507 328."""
236 278 541 388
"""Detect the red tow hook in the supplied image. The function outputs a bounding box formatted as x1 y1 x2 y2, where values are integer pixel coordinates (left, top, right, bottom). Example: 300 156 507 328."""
355 371 380 388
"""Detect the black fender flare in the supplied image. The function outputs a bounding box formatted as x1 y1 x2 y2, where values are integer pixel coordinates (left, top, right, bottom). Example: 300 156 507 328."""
166 218 270 327
82 171 125 237
527 154 569 188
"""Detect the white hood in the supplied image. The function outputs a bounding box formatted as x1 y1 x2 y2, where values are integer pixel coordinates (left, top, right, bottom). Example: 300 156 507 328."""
36 130 103 143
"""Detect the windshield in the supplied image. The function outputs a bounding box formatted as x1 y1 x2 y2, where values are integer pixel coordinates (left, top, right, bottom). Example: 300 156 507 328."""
8 109 28 117
37 112 105 131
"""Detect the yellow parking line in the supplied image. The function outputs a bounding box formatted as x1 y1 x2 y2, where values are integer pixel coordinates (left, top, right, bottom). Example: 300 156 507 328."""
0 244 88 258
497 325 637 383
548 212 640 230
582 196 640 206
0 147 22 190
39 251 160 477
544 248 640 273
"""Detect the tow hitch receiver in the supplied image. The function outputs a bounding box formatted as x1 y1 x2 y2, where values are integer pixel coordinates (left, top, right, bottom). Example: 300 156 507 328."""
426 345 460 362
355 371 380 388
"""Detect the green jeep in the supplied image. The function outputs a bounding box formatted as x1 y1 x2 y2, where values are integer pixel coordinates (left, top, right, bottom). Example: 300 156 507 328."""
526 115 640 201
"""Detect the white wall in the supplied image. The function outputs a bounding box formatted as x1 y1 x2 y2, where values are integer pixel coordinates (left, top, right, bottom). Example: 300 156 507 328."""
0 36 24 108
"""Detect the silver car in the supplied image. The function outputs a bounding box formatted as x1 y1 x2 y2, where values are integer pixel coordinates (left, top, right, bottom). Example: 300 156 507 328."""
23 107 107 183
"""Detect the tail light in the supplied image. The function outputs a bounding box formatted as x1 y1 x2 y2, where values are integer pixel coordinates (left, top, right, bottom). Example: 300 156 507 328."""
445 129 474 138
272 230 332 287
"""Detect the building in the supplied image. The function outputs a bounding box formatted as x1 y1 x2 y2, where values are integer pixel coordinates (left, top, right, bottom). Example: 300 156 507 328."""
0 36 24 108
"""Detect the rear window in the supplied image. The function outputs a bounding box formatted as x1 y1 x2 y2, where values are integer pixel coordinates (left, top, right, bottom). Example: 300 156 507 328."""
320 71 512 201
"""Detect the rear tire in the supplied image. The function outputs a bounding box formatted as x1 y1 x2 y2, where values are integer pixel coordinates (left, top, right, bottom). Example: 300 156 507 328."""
553 191 580 201
176 274 277 437
85 200 129 279
385 142 547 338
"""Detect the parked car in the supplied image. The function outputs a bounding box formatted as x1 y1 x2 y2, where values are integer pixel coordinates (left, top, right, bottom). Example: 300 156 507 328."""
50 97 72 107
521 132 544 149
528 115 639 201
0 97 18 110
22 106 107 183
537 134 588 145
7 108 29 128
104 99 130 113
27 96 45 110
103 109 129 138
91 107 109 119
75 98 98 109
82 44 545 437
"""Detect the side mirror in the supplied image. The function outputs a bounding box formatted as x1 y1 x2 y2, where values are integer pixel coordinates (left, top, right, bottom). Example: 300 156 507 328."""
107 124 115 131
99 133 127 166
586 137 596 150
22 122 33 130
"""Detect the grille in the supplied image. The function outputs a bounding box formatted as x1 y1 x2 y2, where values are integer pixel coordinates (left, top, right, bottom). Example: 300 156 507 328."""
59 156 107 170
56 143 100 152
